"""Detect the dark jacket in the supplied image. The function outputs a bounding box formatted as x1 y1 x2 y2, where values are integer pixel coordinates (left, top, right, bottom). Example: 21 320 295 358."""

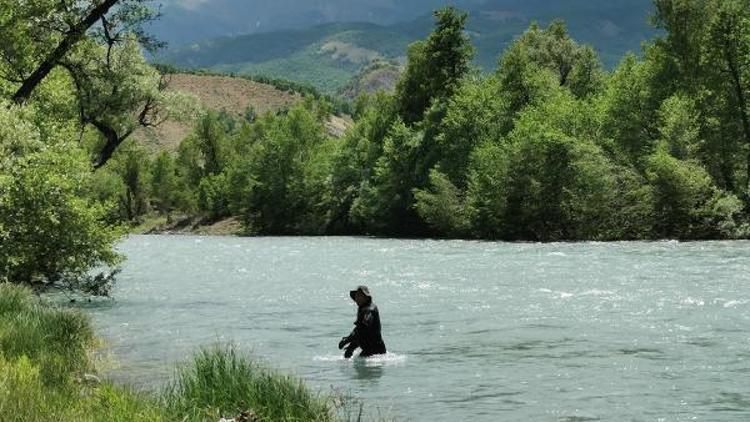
343 301 386 357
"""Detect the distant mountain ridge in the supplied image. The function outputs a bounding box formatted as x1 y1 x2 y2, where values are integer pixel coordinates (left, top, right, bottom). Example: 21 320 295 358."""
156 0 657 94
151 0 481 47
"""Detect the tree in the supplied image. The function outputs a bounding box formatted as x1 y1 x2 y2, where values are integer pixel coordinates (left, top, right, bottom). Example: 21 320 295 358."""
651 0 750 195
497 21 604 104
0 101 122 294
704 0 750 192
657 94 702 160
645 152 715 238
328 93 399 233
62 39 172 168
193 111 230 177
600 54 661 164
395 7 474 125
414 169 471 237
433 76 510 187
150 151 178 222
229 103 328 234
108 141 151 222
0 0 158 105
349 121 427 234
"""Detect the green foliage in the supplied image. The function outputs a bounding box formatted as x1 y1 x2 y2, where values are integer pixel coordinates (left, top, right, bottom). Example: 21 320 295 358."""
105 141 152 223
395 7 474 125
198 173 231 221
657 94 702 160
150 152 179 221
645 152 716 239
414 169 471 237
651 0 750 192
350 121 426 234
434 77 509 187
194 111 230 177
600 53 662 163
0 103 122 293
164 345 333 422
235 103 329 234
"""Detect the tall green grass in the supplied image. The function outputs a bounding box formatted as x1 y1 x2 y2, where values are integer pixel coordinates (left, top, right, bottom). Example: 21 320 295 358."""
164 345 334 421
0 283 94 386
0 283 167 421
0 284 386 421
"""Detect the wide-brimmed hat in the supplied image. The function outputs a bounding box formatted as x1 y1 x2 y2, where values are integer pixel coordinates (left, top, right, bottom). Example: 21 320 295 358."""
349 285 371 300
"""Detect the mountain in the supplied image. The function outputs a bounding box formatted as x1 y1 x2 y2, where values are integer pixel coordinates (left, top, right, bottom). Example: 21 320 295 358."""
156 0 657 94
151 0 483 47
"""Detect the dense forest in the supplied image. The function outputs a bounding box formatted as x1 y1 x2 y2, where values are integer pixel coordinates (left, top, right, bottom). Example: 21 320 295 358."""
2 1 750 293
135 2 750 241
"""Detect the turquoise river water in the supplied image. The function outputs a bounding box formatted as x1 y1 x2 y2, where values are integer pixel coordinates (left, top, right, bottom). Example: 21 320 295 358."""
86 235 750 421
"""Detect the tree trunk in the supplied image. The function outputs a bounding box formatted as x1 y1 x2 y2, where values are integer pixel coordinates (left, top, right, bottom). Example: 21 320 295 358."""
12 0 121 104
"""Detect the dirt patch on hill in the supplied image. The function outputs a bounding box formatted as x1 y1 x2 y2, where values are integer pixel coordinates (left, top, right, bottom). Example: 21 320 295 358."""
135 73 302 151
134 73 352 152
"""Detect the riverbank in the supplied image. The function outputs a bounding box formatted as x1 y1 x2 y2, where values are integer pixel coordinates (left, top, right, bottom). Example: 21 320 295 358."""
0 283 366 422
133 215 245 236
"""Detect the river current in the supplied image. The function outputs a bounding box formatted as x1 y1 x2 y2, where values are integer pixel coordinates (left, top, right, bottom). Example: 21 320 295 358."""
87 235 750 421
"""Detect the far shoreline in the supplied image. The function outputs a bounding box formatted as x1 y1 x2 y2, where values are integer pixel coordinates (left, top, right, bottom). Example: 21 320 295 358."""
131 216 749 243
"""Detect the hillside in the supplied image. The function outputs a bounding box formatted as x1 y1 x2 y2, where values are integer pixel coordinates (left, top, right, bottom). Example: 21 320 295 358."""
158 0 657 94
150 0 484 46
134 73 351 151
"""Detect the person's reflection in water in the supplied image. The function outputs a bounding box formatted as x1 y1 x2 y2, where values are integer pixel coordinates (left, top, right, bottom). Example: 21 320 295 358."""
352 357 384 381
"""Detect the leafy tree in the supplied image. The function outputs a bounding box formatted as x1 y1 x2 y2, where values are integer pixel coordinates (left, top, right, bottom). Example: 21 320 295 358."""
395 7 474 125
414 169 471 237
150 151 179 222
194 111 231 177
652 0 750 194
465 142 511 239
0 0 158 104
229 103 328 234
498 21 604 105
349 121 426 234
657 94 702 160
328 92 399 233
704 0 750 192
600 54 661 164
0 102 122 294
645 152 716 238
198 173 230 221
433 76 510 188
63 39 172 168
107 141 151 222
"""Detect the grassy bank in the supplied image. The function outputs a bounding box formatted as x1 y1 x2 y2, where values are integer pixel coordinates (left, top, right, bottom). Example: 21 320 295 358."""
0 284 364 421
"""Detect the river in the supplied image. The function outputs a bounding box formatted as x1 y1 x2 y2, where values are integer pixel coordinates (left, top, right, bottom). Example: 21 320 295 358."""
86 235 750 421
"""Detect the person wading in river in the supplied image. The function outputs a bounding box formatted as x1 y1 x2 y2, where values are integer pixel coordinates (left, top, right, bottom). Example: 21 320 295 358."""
338 286 387 358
